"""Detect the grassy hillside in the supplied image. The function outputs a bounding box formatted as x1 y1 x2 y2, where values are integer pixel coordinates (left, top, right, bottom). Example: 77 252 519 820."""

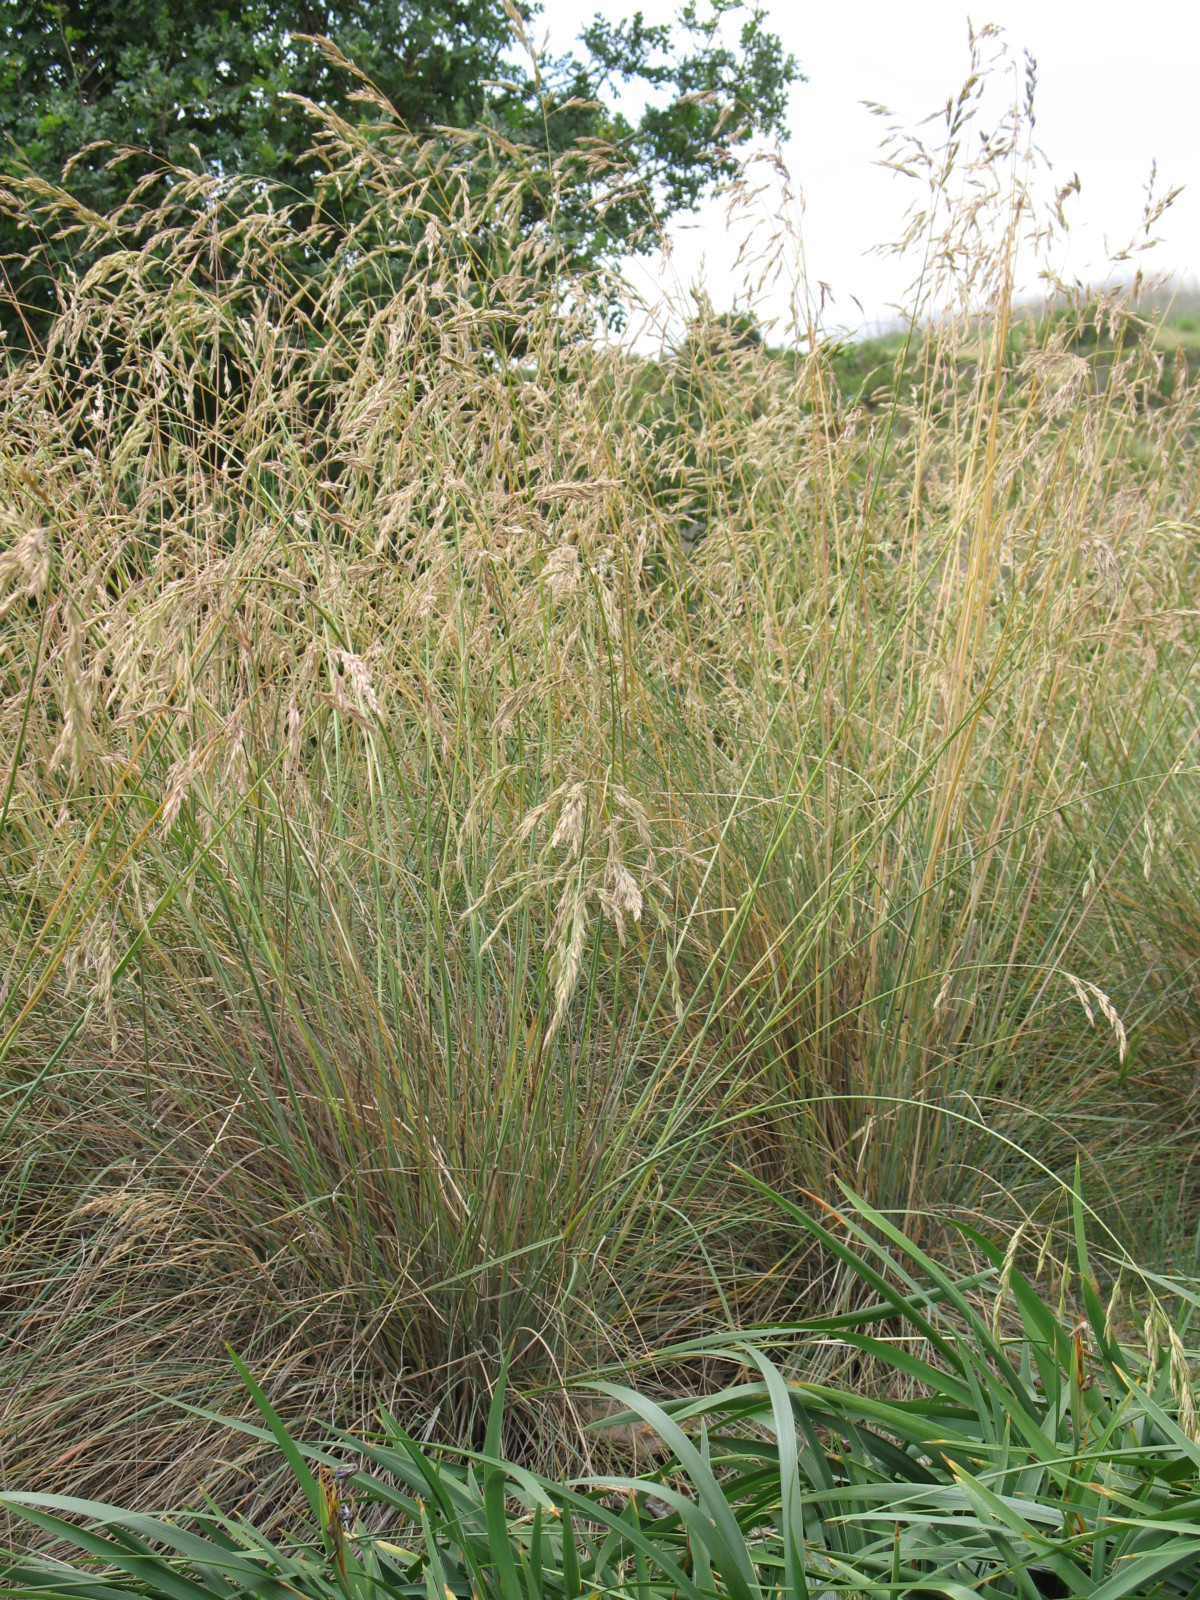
0 82 1198 1551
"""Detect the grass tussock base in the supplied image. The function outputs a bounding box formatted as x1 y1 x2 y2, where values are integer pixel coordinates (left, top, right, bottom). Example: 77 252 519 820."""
7 1185 1200 1597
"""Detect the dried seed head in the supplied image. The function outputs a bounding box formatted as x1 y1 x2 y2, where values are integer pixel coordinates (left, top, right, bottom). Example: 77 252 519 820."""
3 523 51 601
161 753 196 834
547 886 589 1041
550 783 586 859
336 649 382 718
50 610 94 783
602 847 643 945
1168 1322 1198 1441
1065 971 1128 1063
285 695 302 773
990 1220 1027 1341
544 542 581 599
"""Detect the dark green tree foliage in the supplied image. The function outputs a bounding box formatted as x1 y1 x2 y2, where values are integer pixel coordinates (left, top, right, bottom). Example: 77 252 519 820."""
0 0 798 338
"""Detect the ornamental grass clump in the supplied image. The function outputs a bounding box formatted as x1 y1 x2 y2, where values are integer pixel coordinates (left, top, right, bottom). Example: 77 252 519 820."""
0 26 1198 1510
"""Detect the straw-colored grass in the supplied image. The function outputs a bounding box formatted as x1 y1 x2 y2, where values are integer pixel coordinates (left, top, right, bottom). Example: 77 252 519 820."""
1 34 1198 1515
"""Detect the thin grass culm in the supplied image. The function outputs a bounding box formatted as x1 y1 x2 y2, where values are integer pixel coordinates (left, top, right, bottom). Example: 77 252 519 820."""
1 22 1198 1556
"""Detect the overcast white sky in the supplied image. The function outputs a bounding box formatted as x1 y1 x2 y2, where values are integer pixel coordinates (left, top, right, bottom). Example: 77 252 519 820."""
540 0 1199 337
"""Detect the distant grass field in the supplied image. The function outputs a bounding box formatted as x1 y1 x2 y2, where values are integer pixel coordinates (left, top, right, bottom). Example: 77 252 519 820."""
823 292 1200 404
0 49 1198 1554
